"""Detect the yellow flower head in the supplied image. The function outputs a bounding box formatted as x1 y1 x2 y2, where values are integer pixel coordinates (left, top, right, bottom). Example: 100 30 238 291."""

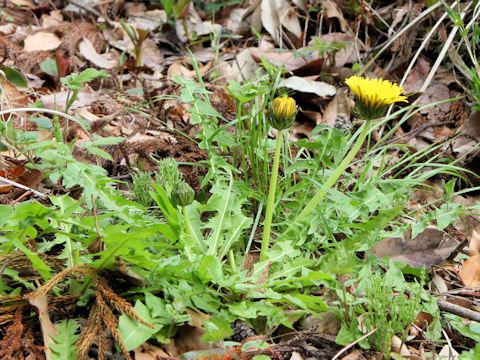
269 96 297 130
345 76 408 119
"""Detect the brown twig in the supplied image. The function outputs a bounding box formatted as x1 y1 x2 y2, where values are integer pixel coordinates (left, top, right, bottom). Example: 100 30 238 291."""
388 120 454 144
68 0 114 27
438 299 480 322
331 328 377 360
0 176 47 198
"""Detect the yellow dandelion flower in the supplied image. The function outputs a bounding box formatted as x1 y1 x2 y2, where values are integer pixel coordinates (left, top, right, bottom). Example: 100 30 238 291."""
268 96 297 130
345 76 408 119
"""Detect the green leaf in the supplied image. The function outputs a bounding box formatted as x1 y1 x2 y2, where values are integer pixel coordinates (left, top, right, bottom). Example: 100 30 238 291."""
435 203 461 230
61 68 109 91
118 300 160 351
197 255 224 284
11 238 52 280
85 146 113 161
90 136 125 147
445 313 480 341
50 319 80 360
1 66 28 87
201 314 233 342
39 58 59 79
30 116 53 130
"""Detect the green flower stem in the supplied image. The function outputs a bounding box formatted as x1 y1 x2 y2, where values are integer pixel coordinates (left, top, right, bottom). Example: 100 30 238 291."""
260 129 284 261
294 120 372 224
182 207 196 261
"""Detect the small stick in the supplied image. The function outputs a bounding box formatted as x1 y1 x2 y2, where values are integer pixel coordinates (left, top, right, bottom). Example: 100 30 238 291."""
68 0 114 27
0 176 47 198
331 328 377 360
438 299 480 322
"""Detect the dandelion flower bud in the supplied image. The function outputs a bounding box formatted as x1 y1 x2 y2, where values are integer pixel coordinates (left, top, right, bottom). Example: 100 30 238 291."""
268 97 297 130
171 181 195 207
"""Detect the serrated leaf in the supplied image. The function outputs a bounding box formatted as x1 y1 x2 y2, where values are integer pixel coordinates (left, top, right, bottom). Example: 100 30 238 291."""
118 300 160 351
61 68 109 91
50 319 80 360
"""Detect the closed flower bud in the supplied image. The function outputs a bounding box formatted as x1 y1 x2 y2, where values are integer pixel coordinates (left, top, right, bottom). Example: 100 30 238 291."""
171 181 195 207
268 97 297 130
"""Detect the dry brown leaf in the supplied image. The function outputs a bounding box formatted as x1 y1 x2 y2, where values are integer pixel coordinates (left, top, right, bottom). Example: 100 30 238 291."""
322 88 351 127
79 38 117 69
167 60 211 79
40 89 97 110
391 335 410 356
439 344 459 359
172 325 209 354
468 230 480 256
371 228 460 268
0 23 16 35
301 312 340 336
321 0 348 32
142 39 164 70
7 0 34 8
404 57 454 127
0 184 13 193
431 273 449 294
24 32 62 52
289 351 304 360
458 253 480 288
261 0 302 42
319 33 356 67
232 49 258 81
134 343 170 359
249 43 319 72
175 3 222 43
225 8 251 35
301 110 322 124
340 350 366 360
1 80 29 108
128 9 167 31
41 10 64 28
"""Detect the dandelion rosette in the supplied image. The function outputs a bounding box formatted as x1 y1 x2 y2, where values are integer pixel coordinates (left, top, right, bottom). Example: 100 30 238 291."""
345 76 408 119
268 96 297 130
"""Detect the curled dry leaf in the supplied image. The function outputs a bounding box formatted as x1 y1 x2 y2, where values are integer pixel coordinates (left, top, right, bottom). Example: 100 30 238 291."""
279 76 337 97
321 0 348 32
261 0 302 43
79 38 117 69
24 32 62 52
225 8 251 35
